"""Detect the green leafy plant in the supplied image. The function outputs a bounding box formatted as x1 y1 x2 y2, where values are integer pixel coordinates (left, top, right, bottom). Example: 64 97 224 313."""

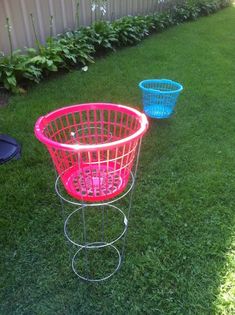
113 16 145 46
83 21 118 51
132 16 150 38
197 0 220 15
56 30 95 65
152 12 174 31
144 15 157 33
0 50 41 93
172 2 201 23
27 47 61 73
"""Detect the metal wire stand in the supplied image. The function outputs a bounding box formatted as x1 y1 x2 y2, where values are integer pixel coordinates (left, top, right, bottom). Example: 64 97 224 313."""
55 141 141 282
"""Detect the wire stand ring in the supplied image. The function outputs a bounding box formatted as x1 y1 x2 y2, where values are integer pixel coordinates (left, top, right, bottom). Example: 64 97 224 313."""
55 170 135 207
54 144 141 281
72 242 122 282
64 204 128 249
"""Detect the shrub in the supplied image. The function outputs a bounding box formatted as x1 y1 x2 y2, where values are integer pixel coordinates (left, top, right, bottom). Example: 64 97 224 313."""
82 21 118 51
113 16 149 46
0 50 42 93
56 31 95 66
172 4 200 23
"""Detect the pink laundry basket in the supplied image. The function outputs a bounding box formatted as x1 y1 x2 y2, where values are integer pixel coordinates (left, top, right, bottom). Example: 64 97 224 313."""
35 103 148 202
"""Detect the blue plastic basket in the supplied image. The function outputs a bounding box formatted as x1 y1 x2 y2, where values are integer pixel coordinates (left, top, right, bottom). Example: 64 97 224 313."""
139 79 183 119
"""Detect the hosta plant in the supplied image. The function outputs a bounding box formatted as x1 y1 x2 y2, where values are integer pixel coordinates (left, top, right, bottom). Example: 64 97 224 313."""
0 50 41 93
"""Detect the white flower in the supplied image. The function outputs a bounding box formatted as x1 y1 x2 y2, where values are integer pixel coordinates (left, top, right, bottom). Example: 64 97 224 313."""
100 5 107 15
81 66 88 72
5 24 12 31
91 3 98 11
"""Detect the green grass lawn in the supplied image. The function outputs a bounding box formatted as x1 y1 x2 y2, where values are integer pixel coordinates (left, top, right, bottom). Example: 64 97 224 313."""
1 6 235 315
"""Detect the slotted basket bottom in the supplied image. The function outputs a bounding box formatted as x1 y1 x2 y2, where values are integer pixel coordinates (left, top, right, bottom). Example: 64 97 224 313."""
63 163 127 202
144 104 174 119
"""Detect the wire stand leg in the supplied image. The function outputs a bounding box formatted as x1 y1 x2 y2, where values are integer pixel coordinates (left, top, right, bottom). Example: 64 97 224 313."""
101 204 105 242
81 204 89 280
121 139 142 263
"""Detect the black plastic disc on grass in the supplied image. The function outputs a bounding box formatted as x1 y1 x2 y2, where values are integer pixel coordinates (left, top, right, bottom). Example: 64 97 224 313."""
0 134 21 164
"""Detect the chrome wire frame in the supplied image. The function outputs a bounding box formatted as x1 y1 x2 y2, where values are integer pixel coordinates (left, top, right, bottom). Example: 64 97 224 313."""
54 139 142 282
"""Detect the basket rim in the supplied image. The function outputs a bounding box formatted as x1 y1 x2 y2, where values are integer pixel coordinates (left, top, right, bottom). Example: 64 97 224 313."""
139 79 183 94
34 103 149 152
